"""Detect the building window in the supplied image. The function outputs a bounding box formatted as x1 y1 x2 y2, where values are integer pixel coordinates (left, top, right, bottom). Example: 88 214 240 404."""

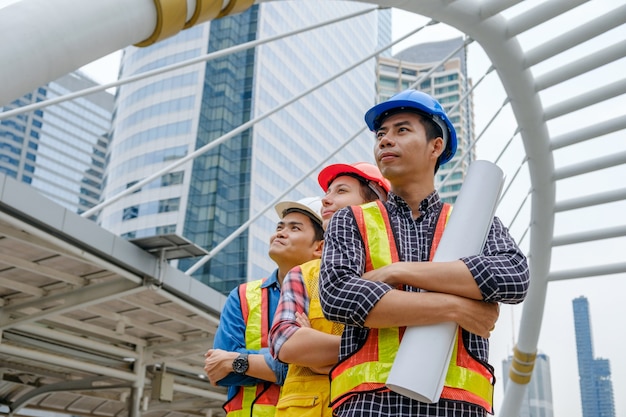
123 206 139 220
379 77 397 89
156 224 176 235
158 198 180 213
162 171 184 186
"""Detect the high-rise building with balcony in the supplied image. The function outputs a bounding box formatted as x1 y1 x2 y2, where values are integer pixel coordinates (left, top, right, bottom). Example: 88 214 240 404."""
573 296 616 417
99 3 391 294
502 352 554 417
375 37 474 203
0 72 113 217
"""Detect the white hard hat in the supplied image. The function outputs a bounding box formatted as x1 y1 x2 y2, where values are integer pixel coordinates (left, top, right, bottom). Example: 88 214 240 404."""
274 197 323 228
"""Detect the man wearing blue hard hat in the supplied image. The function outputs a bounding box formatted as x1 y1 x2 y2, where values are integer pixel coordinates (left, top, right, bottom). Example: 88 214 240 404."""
319 90 529 417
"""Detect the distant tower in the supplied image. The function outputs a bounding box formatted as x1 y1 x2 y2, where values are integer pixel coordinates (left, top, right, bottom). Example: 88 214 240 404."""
502 352 554 417
572 296 616 417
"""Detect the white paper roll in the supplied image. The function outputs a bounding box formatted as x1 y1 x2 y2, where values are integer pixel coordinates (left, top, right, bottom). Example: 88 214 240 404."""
386 160 505 403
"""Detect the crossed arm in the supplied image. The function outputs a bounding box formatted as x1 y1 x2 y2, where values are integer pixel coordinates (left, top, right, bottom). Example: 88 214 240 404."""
319 211 529 336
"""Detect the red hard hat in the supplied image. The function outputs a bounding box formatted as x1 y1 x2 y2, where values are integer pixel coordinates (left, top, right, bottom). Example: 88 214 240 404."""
317 162 391 193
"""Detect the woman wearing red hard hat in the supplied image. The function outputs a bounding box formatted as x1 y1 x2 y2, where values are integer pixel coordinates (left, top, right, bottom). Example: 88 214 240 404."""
269 162 388 417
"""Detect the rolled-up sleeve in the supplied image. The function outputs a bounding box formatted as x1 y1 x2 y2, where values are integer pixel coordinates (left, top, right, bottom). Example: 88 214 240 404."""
269 266 307 359
461 216 529 304
319 207 392 327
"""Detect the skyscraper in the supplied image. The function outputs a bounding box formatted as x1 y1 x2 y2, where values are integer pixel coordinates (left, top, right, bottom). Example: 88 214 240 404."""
502 353 554 417
573 296 616 417
0 72 113 217
375 37 474 203
99 2 391 294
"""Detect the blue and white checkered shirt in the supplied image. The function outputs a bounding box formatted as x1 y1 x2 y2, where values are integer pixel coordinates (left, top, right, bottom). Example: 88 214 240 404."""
319 191 529 417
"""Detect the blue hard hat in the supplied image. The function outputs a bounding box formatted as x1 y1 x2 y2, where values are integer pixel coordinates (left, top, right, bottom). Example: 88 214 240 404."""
364 89 458 165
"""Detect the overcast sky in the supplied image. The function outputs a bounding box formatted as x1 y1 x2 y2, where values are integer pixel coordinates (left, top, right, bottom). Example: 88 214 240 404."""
4 0 624 415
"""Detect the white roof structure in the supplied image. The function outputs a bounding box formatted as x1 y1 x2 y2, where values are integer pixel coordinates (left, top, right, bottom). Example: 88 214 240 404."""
0 174 229 416
0 0 624 416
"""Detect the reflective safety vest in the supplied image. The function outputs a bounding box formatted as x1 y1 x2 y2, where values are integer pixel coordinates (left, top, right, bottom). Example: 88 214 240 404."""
275 259 343 417
329 200 495 413
223 279 281 417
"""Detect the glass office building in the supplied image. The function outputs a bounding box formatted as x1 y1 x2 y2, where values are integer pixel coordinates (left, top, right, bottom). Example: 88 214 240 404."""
0 72 113 217
573 296 616 417
100 2 390 294
502 353 554 417
376 37 473 203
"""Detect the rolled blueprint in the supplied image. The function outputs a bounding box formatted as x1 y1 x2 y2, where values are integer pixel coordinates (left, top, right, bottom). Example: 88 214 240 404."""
386 160 505 403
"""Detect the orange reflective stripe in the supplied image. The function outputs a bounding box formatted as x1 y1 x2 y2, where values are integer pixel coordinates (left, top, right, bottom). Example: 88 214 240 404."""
352 201 374 271
430 203 452 261
331 327 399 397
443 327 494 412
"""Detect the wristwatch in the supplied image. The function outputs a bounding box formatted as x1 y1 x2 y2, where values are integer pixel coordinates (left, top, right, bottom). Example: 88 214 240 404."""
232 353 249 375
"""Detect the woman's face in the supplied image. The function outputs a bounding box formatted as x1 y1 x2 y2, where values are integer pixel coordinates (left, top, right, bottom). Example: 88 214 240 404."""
320 175 366 230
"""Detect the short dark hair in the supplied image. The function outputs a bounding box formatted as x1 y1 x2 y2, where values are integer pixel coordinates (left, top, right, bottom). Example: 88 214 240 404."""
283 209 325 242
415 113 445 173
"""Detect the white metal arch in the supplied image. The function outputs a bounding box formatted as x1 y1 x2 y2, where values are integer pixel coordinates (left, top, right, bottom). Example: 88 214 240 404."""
363 3 624 415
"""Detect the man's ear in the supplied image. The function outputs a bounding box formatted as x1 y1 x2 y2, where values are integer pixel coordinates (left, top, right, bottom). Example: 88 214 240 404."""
431 137 445 160
314 240 324 258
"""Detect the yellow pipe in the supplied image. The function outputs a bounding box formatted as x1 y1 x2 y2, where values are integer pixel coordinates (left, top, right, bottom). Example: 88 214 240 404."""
508 345 537 385
184 0 223 29
218 0 256 18
136 0 256 47
135 0 188 47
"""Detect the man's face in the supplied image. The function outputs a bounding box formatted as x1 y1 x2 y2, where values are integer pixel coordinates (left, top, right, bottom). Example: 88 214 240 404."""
373 112 444 184
268 211 322 269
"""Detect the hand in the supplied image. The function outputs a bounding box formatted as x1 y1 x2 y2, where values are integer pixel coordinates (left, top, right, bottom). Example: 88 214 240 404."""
361 263 403 286
454 299 499 338
203 348 238 386
295 311 311 328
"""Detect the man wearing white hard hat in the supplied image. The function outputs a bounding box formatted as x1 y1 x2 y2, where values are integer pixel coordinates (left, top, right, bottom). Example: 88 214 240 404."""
205 197 324 417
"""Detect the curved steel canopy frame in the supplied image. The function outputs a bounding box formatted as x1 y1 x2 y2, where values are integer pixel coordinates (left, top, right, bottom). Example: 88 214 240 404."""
362 1 624 415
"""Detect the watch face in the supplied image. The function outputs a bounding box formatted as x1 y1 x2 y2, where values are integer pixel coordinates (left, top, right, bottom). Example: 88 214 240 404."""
233 354 249 374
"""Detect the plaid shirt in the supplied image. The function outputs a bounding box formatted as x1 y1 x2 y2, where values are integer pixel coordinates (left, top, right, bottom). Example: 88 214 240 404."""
319 191 529 417
269 260 319 358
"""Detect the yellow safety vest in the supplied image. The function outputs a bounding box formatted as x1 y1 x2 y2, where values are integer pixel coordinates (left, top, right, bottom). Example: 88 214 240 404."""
275 259 343 417
223 279 281 417
329 200 494 413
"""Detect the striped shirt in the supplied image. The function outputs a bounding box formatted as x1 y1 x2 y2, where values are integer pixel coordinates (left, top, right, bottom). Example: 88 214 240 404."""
318 191 529 416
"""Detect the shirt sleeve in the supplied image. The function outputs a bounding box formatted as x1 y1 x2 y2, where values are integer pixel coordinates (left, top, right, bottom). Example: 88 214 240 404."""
213 286 287 387
461 216 530 304
319 207 393 327
269 266 308 360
